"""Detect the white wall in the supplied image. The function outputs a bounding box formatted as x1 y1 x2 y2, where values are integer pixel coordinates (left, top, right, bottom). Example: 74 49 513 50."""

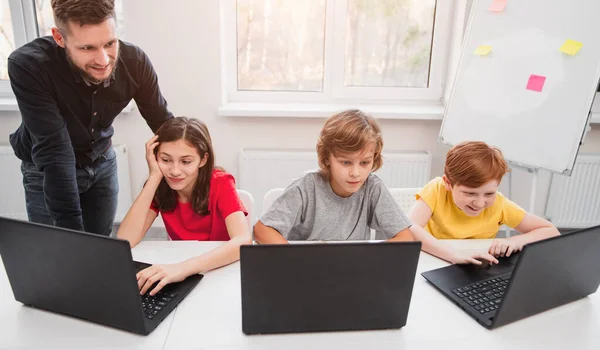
1 0 599 218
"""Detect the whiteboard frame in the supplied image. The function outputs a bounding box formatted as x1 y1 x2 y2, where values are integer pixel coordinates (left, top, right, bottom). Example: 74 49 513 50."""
438 0 600 176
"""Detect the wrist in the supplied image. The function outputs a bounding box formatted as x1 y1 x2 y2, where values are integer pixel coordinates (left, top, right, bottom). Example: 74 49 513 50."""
506 235 524 247
148 173 163 184
180 258 202 276
447 251 460 264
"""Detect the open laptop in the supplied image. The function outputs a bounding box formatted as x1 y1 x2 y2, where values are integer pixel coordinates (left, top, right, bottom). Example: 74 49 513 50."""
240 241 422 334
421 225 600 329
0 217 202 335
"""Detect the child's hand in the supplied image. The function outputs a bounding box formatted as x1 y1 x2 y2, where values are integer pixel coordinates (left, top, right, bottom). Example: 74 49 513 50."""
145 135 162 180
137 262 190 296
488 238 523 257
451 251 499 265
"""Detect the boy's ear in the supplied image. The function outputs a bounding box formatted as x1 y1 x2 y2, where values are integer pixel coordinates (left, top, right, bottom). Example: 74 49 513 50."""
442 175 453 191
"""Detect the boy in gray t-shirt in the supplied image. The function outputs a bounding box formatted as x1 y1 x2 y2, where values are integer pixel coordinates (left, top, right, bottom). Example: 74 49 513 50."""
254 109 414 243
260 171 411 241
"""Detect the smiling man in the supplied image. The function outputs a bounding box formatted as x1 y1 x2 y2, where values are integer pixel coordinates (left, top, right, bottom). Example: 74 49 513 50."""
8 0 173 236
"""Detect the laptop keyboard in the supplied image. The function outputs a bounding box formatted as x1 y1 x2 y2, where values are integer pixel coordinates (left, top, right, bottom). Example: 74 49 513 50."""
141 290 177 319
452 274 511 314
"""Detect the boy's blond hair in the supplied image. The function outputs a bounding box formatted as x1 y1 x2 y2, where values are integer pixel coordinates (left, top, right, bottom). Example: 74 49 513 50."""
444 141 509 188
316 109 383 176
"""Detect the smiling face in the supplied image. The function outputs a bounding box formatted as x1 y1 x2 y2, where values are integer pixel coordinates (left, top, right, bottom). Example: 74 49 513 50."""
53 18 119 84
443 175 499 216
327 143 375 197
157 139 208 197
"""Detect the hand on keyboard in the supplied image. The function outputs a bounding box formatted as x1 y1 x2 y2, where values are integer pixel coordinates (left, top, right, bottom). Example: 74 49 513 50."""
488 238 523 257
137 262 190 296
450 251 499 265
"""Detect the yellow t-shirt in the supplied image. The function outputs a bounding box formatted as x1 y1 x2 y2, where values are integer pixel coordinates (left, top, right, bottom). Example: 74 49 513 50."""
416 177 526 239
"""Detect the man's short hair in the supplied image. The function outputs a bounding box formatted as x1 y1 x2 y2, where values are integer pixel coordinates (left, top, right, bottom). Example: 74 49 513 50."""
51 0 116 35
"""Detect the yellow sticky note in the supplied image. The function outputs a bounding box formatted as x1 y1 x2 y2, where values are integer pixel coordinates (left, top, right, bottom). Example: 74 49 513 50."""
560 39 583 56
473 45 492 56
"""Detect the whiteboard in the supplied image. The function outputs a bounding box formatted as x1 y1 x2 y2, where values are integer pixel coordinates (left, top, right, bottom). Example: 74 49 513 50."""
440 0 600 174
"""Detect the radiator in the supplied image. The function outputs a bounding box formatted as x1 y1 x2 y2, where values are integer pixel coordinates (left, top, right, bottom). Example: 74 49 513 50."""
239 148 431 219
545 154 600 228
0 145 133 223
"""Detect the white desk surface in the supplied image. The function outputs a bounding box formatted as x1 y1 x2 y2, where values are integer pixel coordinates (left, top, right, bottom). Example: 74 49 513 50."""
1 240 599 350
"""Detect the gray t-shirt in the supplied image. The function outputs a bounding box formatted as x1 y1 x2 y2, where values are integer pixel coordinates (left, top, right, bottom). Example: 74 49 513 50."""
260 171 411 241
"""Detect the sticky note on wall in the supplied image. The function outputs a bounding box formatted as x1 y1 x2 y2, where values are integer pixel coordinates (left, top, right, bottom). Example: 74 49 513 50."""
474 45 492 56
489 0 507 12
560 39 583 56
526 75 546 92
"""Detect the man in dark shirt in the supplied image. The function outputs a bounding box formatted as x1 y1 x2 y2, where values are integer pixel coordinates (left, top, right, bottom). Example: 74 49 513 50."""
8 0 173 236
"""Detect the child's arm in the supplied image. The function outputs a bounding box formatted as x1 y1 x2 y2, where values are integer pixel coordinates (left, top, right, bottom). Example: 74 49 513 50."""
116 176 160 247
137 211 252 295
409 199 498 264
254 183 304 244
387 227 414 242
181 211 252 272
489 213 560 257
117 136 161 247
254 220 290 244
138 211 253 296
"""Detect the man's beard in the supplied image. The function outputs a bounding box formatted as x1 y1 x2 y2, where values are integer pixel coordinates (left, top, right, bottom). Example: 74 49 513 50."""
65 46 119 85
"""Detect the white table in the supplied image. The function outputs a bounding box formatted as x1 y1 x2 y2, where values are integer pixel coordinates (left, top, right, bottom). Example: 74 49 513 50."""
1 240 599 350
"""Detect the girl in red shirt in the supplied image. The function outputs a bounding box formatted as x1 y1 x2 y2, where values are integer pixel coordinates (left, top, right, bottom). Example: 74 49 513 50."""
117 117 251 296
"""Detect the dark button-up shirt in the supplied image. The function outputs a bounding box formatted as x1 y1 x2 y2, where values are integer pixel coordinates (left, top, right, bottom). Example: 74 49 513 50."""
8 36 173 231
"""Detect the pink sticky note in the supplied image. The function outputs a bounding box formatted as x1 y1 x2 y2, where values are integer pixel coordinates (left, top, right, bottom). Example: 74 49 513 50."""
489 0 507 13
526 75 546 92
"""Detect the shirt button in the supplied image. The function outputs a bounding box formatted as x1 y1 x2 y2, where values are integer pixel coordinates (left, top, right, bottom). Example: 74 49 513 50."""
91 128 95 133
93 112 97 116
93 91 97 94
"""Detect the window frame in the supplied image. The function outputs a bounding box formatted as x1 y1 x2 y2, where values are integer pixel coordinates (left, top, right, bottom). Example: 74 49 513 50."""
0 0 38 96
591 92 600 123
220 0 455 108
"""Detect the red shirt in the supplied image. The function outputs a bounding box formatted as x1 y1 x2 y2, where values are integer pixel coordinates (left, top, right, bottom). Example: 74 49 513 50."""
151 170 247 241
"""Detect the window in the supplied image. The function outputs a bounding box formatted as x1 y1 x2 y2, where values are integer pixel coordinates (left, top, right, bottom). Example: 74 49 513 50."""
0 0 124 97
0 0 33 94
236 0 327 92
34 0 124 37
0 0 16 81
221 0 455 110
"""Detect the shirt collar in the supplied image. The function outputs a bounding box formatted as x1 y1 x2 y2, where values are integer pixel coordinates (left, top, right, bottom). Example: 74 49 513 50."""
81 75 112 88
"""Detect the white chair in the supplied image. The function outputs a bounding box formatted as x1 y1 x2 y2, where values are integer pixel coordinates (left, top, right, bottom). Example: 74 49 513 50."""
262 188 285 215
236 189 254 230
388 187 421 214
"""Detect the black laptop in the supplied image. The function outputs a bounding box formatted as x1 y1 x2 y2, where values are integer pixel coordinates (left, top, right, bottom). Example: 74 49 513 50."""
422 225 600 329
0 217 202 335
240 241 422 334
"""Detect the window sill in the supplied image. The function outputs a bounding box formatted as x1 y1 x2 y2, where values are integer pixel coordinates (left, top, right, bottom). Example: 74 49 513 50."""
218 102 445 120
0 98 136 113
219 102 600 124
0 98 21 112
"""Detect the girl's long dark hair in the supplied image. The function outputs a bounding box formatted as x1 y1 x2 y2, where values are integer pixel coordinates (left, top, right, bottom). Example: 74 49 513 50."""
152 117 215 215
